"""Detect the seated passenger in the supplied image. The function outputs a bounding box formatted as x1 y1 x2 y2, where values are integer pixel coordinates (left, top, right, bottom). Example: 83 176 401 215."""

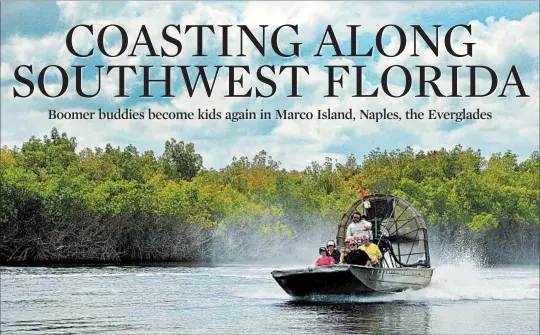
361 216 373 240
339 236 352 264
346 212 364 237
344 241 371 266
326 240 341 263
360 234 383 266
315 247 336 266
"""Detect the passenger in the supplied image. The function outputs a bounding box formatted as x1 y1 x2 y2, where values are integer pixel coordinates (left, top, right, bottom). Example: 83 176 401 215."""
344 241 371 266
361 216 374 240
315 247 336 266
326 240 341 263
360 234 383 266
346 212 364 237
339 237 352 264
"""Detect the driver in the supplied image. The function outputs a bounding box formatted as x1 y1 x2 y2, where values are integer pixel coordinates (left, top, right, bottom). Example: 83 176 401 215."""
346 212 364 237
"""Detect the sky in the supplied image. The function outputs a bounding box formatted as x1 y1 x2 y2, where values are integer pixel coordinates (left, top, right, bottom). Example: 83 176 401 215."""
1 1 538 170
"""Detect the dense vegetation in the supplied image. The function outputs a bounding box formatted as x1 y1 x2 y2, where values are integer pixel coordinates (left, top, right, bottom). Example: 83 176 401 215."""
1 128 538 265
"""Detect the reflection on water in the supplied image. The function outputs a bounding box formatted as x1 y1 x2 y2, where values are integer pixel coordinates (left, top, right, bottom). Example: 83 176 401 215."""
280 301 431 335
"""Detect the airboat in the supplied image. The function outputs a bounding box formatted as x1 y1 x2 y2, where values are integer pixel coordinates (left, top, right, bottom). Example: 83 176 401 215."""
271 194 434 297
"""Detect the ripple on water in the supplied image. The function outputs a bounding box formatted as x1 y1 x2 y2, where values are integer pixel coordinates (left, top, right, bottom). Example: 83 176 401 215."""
1 265 538 334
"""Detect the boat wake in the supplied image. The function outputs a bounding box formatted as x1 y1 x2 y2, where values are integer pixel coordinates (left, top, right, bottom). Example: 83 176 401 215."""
297 264 539 303
233 263 539 303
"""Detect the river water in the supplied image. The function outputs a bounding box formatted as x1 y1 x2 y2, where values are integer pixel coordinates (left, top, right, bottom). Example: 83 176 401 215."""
1 263 538 334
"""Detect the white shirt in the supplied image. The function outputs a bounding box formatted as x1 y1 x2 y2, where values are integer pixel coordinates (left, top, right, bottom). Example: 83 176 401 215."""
346 221 363 237
360 219 373 240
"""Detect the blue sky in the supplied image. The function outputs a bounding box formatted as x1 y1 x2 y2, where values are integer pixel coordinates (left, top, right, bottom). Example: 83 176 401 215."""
1 1 538 170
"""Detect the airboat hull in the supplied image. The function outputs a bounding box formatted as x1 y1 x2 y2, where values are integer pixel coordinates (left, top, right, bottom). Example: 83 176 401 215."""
271 264 433 297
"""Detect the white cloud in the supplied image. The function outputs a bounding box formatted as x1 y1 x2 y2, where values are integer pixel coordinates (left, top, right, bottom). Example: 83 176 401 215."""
0 62 13 81
1 2 538 170
2 34 65 70
367 13 539 157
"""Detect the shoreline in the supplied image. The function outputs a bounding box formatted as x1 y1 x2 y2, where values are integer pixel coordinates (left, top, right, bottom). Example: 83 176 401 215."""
2 260 539 268
0 260 216 268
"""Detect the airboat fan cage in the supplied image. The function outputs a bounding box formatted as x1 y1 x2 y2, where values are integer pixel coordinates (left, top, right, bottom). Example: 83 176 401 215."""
337 194 431 268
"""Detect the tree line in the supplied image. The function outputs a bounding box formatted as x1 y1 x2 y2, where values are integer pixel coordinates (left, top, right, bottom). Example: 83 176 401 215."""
1 128 538 265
